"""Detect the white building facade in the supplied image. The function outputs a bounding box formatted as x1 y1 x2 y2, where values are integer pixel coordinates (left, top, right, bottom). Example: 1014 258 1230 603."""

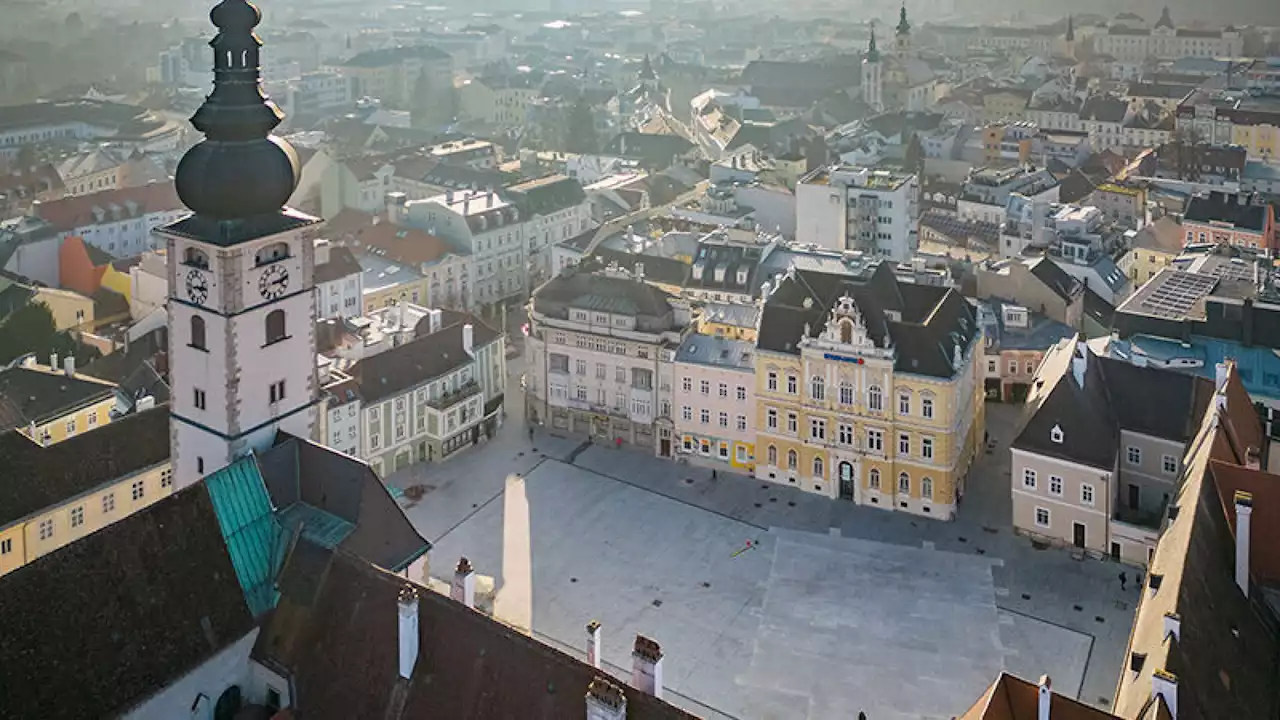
795 165 919 262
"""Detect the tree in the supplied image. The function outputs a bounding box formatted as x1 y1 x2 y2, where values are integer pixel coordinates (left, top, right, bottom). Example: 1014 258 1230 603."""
904 132 925 177
14 144 36 170
410 70 434 130
565 97 599 155
0 301 97 365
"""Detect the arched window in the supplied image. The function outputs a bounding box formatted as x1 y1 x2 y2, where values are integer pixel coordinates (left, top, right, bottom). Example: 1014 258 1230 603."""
922 477 933 500
921 395 935 419
786 373 797 395
839 382 854 405
868 385 883 411
898 391 911 415
813 456 824 478
810 375 825 401
265 310 286 344
184 246 209 268
767 445 777 465
255 242 290 266
840 320 852 344
190 316 206 351
787 449 798 470
898 472 910 495
869 468 881 490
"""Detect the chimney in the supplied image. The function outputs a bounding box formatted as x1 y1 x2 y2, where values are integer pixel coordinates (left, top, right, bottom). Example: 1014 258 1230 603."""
1163 611 1181 642
428 308 443 334
586 676 627 720
630 635 664 699
587 621 603 668
314 238 331 266
633 262 645 281
372 214 381 226
385 191 407 224
462 323 474 357
451 557 476 607
1070 341 1086 388
49 352 58 371
397 586 420 679
1235 490 1253 597
1246 446 1262 470
1215 361 1230 390
63 355 75 377
1037 675 1051 720
1151 668 1178 719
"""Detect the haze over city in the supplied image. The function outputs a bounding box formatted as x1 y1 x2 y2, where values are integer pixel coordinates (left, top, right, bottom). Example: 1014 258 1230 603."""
0 0 1278 718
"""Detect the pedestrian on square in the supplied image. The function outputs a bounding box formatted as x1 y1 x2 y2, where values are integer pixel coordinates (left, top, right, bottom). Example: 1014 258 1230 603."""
1119 571 1128 591
712 469 718 480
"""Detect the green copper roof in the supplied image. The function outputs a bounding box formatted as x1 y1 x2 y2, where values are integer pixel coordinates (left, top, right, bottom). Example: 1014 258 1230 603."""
204 456 288 617
277 502 356 549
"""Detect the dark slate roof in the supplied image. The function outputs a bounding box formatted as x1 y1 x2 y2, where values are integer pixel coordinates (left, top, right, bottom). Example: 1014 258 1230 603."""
686 242 765 293
343 45 451 68
534 264 677 324
593 247 689 288
258 435 429 572
315 245 363 284
254 544 696 720
1012 339 1209 470
350 314 499 405
1027 257 1083 304
756 262 979 379
603 133 695 166
1078 96 1129 124
160 209 321 247
0 404 170 528
1056 169 1097 205
0 365 117 428
1082 287 1115 329
1184 191 1269 233
505 174 587 217
0 484 254 720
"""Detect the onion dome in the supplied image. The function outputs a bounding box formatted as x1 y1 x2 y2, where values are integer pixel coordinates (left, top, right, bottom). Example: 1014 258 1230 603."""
896 4 911 36
174 0 299 220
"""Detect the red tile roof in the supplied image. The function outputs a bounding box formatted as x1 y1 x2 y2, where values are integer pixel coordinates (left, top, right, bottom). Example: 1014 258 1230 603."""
34 182 183 232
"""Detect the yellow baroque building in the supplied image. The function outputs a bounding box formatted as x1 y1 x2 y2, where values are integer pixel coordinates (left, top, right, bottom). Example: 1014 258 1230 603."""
753 263 984 520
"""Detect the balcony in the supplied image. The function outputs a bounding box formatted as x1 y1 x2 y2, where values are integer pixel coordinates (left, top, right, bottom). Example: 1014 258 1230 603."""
426 381 481 411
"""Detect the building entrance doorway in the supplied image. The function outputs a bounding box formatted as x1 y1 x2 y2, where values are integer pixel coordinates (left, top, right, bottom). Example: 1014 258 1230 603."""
838 462 855 501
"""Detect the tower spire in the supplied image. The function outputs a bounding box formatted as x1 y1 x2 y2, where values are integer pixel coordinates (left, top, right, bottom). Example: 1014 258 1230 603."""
174 0 300 220
1066 14 1074 42
866 25 880 62
896 3 911 37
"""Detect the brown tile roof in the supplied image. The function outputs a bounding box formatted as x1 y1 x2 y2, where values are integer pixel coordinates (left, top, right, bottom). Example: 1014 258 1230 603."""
960 672 1118 720
33 182 183 233
254 545 698 720
1112 362 1280 720
1131 216 1186 255
1209 461 1280 586
350 221 457 267
315 244 363 284
0 163 64 198
323 207 376 239
0 483 255 719
0 403 170 528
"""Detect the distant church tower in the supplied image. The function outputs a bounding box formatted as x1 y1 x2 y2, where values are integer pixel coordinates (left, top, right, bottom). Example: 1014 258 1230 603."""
158 0 321 487
894 3 912 56
1063 15 1077 60
862 26 884 113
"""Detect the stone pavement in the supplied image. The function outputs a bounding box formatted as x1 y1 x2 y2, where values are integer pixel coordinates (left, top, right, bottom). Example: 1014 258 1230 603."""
391 396 1138 717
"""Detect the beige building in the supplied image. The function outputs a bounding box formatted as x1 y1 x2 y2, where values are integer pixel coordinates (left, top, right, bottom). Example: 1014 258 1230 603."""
975 256 1084 329
1120 216 1183 285
1011 336 1211 565
337 45 453 116
0 405 171 576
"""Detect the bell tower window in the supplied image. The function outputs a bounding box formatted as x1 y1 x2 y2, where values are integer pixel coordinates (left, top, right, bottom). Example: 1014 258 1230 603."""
190 316 207 351
265 310 287 344
184 247 209 268
255 242 290 266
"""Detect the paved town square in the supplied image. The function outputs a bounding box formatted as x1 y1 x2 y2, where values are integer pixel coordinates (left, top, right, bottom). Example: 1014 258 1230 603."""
392 396 1134 719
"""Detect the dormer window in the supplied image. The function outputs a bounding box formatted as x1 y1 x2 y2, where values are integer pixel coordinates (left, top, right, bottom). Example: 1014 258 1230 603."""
1050 424 1064 444
255 242 290 266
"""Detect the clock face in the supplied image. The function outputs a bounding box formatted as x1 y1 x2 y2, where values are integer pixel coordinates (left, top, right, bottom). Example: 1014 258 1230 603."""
185 269 209 305
258 264 290 300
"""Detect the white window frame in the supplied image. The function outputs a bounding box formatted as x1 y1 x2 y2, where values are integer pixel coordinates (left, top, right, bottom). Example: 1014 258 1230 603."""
1035 506 1051 528
1081 482 1095 507
1162 454 1178 474
1023 468 1037 489
1127 446 1141 466
1049 475 1063 497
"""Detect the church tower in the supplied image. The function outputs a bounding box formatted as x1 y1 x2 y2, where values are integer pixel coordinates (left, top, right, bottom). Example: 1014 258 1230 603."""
894 3 912 56
158 0 322 488
862 27 884 113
